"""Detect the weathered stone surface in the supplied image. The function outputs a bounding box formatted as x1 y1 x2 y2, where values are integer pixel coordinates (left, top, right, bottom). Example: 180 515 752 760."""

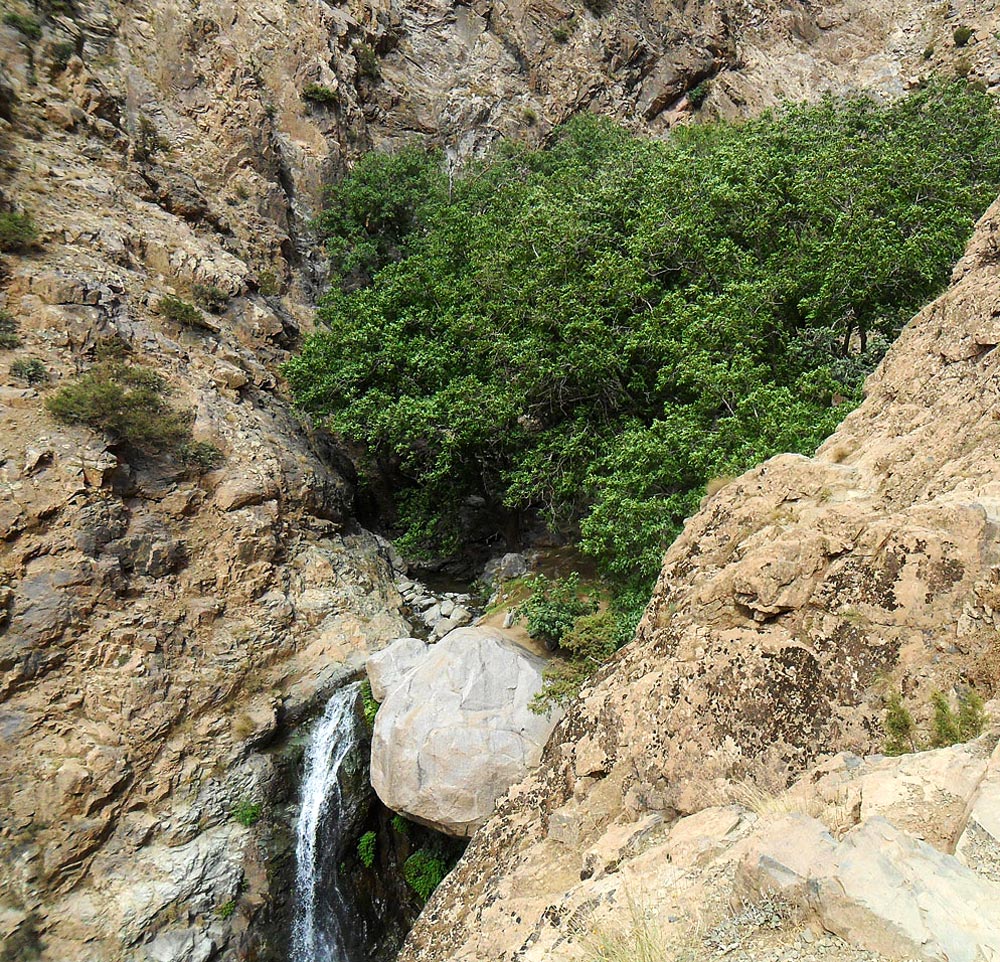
956 738 1000 882
742 815 1000 962
371 627 560 837
366 636 429 702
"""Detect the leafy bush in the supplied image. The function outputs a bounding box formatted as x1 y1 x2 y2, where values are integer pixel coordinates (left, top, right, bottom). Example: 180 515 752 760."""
390 813 410 836
10 357 46 384
303 83 338 104
0 212 38 252
357 830 376 868
552 26 569 43
45 361 192 454
218 900 236 920
0 310 20 349
157 294 204 328
231 800 262 827
3 12 41 40
953 25 974 47
515 573 597 650
49 39 76 72
286 82 1000 593
403 850 447 901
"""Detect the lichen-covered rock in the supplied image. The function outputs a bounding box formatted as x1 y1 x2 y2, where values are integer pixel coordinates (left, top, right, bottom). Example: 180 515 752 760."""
370 628 560 837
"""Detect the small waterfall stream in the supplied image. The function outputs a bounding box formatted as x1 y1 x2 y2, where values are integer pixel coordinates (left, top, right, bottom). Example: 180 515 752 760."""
290 682 362 962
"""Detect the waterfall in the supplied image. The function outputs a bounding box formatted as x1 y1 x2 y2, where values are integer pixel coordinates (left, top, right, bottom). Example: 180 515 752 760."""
290 682 361 962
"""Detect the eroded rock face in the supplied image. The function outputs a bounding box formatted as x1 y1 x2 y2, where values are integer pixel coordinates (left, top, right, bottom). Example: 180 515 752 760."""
370 628 560 837
398 200 1000 960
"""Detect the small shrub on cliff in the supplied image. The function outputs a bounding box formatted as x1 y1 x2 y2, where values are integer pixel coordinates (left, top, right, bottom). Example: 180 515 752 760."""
179 440 224 473
45 361 193 455
0 310 21 349
931 689 987 746
0 211 38 252
688 81 709 108
954 25 974 47
217 900 236 920
883 692 917 755
134 115 168 162
357 830 376 868
354 44 380 81
3 12 42 40
390 814 411 836
231 800 262 827
403 850 446 901
10 357 47 384
157 294 206 329
302 83 338 105
192 283 228 313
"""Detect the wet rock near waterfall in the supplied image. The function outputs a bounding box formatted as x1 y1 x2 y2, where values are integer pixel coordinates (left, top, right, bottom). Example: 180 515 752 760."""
370 627 561 838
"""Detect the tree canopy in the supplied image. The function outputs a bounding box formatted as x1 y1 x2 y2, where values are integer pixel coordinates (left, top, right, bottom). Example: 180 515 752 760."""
285 81 1000 590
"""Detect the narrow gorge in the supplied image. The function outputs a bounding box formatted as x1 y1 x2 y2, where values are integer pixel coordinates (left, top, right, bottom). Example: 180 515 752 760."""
3 0 1000 959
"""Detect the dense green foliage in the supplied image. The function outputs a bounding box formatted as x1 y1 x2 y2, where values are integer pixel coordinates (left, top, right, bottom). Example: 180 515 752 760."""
45 361 193 455
0 212 38 251
357 830 377 868
515 572 597 649
403 850 447 901
231 800 262 827
360 680 379 728
287 82 1000 592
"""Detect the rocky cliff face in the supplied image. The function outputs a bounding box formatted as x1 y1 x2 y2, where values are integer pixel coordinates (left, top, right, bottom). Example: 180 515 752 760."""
399 196 1000 961
0 0 996 957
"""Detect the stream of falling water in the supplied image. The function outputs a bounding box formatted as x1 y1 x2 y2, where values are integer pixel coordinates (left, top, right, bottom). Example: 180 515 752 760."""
290 682 361 962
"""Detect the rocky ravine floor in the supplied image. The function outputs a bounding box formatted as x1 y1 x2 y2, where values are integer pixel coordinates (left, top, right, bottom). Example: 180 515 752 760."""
2 0 999 958
399 200 1000 959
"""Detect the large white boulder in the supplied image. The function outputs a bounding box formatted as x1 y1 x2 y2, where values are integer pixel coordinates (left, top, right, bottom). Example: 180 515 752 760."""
370 627 560 837
366 636 429 701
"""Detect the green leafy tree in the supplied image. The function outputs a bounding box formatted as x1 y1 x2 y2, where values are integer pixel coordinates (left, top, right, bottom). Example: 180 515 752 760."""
286 82 1000 599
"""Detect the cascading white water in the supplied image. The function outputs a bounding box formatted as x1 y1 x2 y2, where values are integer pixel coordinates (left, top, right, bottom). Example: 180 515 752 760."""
290 682 361 962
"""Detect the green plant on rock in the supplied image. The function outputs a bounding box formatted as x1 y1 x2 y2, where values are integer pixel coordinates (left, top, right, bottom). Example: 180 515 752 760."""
157 294 206 329
357 830 376 868
258 269 281 297
179 440 225 473
4 11 42 40
45 360 193 455
0 310 21 349
403 850 446 902
134 114 168 162
192 283 228 313
390 813 410 836
931 689 987 747
354 44 380 81
552 25 569 42
217 900 236 920
515 573 597 650
360 680 379 729
231 800 262 827
0 212 38 252
688 81 709 108
953 25 974 47
10 357 46 384
302 82 338 105
883 691 917 755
